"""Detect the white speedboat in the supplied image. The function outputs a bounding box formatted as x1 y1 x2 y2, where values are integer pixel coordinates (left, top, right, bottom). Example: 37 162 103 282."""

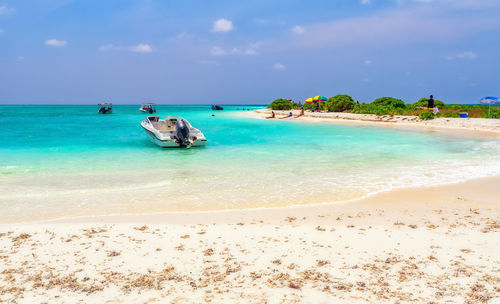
139 103 156 114
141 116 207 148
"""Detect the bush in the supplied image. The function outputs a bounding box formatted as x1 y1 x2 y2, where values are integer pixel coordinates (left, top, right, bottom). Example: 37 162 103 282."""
269 98 294 110
482 108 500 119
303 101 327 111
438 112 460 118
419 111 435 120
414 98 446 109
352 103 403 116
372 97 406 108
326 95 355 112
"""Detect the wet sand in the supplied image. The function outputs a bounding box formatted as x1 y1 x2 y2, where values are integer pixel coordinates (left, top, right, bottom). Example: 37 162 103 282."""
1 176 499 303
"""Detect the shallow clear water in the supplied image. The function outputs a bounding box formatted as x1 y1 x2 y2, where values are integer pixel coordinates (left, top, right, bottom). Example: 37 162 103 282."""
1 105 499 222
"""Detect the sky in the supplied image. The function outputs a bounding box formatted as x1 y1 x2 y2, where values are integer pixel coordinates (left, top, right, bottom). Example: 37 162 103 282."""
0 0 500 104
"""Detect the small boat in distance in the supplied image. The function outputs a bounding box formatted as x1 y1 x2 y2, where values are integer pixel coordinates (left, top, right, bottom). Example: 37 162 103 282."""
139 103 156 114
141 116 207 148
212 105 224 110
98 103 113 114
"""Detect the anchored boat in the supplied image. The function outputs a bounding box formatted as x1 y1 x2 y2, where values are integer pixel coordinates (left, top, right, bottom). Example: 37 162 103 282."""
141 116 207 148
97 103 113 114
139 103 156 114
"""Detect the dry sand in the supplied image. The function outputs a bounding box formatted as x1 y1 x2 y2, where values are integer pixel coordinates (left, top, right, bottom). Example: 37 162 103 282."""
248 109 500 135
1 177 500 303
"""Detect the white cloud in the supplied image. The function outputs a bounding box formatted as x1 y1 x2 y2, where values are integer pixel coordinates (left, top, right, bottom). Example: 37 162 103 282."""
130 43 152 53
213 18 234 33
244 48 257 55
399 0 500 9
98 44 115 52
361 0 371 4
211 43 260 56
364 59 372 65
273 63 286 70
211 46 227 56
18 56 24 61
292 25 305 35
254 18 286 26
171 32 194 40
99 43 152 53
0 5 10 14
45 39 67 47
0 29 4 35
446 51 477 60
456 51 477 59
284 7 500 49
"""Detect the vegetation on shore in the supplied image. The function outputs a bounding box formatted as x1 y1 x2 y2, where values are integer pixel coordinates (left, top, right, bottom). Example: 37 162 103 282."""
269 96 498 119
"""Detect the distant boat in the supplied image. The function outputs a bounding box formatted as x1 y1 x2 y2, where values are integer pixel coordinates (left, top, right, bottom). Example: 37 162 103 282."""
141 116 207 148
139 103 156 114
97 103 113 114
212 105 224 110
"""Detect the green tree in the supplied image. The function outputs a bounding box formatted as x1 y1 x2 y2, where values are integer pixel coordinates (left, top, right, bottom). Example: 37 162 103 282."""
269 99 294 110
419 111 435 120
414 98 446 109
372 97 406 108
326 95 356 112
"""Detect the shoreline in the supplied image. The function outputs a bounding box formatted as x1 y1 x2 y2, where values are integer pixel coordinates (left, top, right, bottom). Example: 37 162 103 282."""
246 109 500 135
1 174 498 225
13 174 500 225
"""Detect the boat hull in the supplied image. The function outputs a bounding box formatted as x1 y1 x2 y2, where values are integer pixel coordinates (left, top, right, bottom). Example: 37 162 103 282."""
142 125 206 148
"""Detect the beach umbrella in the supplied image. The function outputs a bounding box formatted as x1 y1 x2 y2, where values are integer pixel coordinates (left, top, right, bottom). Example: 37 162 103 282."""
313 95 328 102
480 96 500 118
305 97 314 103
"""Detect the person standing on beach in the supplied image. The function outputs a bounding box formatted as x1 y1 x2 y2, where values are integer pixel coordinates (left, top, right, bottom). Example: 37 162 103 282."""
427 95 434 109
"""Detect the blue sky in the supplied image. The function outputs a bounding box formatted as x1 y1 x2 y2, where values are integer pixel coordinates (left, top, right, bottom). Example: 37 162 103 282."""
0 0 499 104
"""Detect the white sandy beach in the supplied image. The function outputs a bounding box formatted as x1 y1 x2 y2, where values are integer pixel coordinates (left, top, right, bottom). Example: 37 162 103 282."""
1 177 499 303
249 109 500 135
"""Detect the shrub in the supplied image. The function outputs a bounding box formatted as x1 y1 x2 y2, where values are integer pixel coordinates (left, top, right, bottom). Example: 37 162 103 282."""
419 111 435 120
352 103 402 116
269 98 294 110
303 101 327 111
372 97 406 108
326 95 355 112
438 112 460 118
414 98 446 109
482 108 500 119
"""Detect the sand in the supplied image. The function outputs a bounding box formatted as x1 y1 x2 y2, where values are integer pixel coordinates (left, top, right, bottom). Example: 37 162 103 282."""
248 109 500 135
1 176 500 303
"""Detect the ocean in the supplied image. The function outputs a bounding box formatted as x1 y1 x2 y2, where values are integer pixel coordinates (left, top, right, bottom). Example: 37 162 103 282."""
1 105 499 222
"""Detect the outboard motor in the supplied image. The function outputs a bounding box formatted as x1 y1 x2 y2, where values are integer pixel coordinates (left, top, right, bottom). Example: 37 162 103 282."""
175 120 191 147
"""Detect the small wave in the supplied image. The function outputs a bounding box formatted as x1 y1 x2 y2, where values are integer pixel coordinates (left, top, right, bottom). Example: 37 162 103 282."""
1 166 18 169
0 179 173 199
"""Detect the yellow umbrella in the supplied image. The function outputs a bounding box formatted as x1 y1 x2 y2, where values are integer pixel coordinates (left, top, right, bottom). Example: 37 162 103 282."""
305 97 314 103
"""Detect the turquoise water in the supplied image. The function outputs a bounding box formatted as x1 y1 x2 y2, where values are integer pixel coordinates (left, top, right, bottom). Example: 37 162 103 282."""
1 105 499 222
